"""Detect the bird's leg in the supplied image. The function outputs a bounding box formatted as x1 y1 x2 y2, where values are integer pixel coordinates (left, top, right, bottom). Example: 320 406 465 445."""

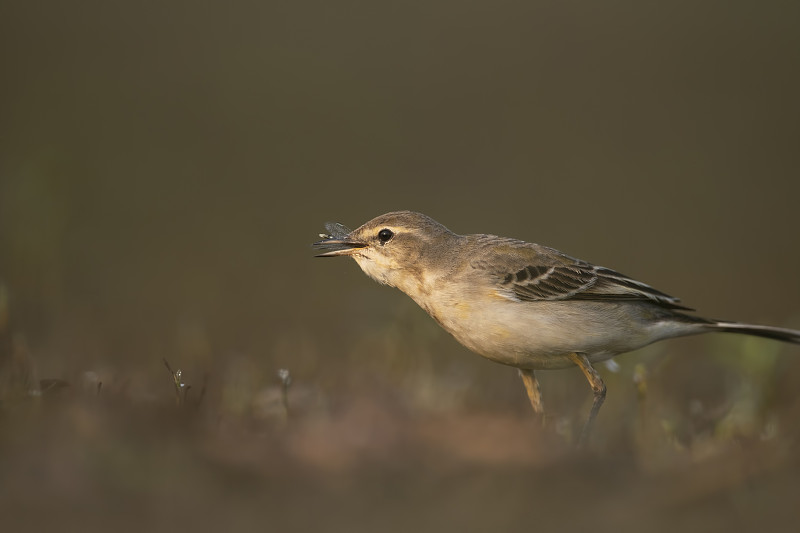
567 352 606 446
518 369 544 414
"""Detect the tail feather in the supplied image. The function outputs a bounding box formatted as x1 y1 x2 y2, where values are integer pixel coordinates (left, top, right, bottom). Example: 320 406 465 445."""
710 321 800 345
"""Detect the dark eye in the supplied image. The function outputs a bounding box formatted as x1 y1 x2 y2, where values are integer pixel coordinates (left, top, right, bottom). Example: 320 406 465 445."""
377 228 394 244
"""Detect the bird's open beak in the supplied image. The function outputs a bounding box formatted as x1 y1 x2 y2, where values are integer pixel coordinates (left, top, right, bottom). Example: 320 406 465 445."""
313 221 366 257
312 237 367 257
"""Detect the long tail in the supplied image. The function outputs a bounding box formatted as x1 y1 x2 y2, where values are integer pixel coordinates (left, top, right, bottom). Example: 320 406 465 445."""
709 321 800 344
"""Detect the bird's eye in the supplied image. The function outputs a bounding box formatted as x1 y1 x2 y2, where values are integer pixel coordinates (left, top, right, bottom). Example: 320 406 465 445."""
377 228 394 244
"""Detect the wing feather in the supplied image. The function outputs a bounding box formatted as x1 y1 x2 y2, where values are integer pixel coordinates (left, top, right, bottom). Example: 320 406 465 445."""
503 263 690 310
469 237 691 310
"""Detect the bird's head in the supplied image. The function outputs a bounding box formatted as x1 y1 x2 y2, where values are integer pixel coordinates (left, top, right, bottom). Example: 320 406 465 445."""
313 210 457 289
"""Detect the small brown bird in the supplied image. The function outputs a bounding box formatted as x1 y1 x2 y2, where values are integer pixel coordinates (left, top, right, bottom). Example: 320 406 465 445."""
314 211 800 442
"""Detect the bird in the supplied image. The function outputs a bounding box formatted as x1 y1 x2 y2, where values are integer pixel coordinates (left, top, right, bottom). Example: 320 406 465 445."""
312 210 800 442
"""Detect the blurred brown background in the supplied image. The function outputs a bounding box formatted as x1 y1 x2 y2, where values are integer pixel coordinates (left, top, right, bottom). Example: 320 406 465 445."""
2 1 800 532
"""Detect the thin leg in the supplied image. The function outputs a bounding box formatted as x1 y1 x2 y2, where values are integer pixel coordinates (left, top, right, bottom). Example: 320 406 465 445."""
567 352 606 446
518 368 544 414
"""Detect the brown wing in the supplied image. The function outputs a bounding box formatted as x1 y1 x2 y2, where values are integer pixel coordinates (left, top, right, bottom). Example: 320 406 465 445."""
499 263 691 310
468 236 691 311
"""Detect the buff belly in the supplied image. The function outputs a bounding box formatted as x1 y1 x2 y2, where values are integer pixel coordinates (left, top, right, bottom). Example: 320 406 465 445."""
427 299 698 370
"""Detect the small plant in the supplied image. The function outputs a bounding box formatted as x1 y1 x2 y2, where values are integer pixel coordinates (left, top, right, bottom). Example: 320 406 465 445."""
163 358 190 406
163 358 207 408
277 368 292 417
